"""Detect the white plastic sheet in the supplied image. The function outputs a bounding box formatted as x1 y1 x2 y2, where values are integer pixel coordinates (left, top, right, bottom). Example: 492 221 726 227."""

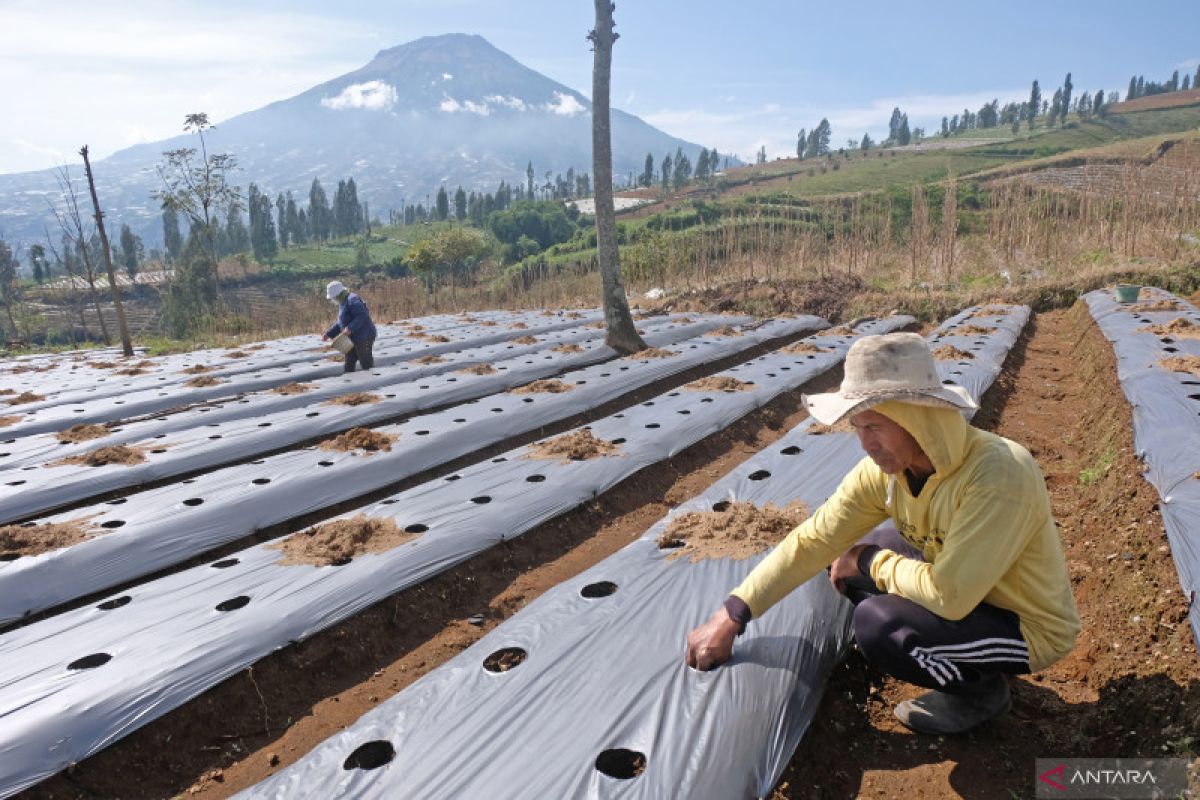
0 316 930 798
0 316 830 619
240 305 1027 799
1083 288 1200 646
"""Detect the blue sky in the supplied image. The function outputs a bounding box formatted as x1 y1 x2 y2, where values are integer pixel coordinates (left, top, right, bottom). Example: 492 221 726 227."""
1 0 1197 174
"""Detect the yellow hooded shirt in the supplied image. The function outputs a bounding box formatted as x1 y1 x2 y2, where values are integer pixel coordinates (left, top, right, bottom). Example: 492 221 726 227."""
730 400 1079 672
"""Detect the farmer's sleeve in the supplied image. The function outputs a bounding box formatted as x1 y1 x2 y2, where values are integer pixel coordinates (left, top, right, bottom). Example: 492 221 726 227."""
869 461 1035 620
730 458 889 619
324 319 342 338
340 296 367 337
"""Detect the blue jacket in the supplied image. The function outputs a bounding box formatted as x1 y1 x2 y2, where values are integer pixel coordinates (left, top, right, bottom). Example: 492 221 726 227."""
325 292 377 344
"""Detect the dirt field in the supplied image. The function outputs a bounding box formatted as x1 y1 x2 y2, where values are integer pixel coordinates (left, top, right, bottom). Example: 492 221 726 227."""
21 305 1200 799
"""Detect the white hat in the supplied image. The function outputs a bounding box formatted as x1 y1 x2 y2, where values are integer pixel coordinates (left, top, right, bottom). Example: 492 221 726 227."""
802 332 976 425
325 281 346 302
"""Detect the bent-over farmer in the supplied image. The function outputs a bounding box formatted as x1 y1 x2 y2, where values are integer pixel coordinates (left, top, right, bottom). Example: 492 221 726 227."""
322 280 377 373
685 332 1079 735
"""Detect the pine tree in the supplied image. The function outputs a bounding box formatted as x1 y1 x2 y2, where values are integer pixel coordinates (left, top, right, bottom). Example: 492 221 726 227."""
162 206 183 262
29 244 47 283
660 154 672 192
435 186 450 221
860 133 873 150
888 107 903 142
275 194 289 249
1061 73 1073 127
454 186 467 221
286 193 303 245
526 162 535 199
796 129 807 159
1048 88 1063 127
898 115 911 145
226 206 249 254
1184 75 1192 91
1136 76 1145 97
1127 76 1138 100
118 223 142 279
1171 70 1180 91
1195 65 1200 90
309 179 331 241
1027 80 1041 130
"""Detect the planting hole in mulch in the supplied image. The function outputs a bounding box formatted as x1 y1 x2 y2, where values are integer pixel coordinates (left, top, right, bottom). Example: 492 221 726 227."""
6 391 44 405
186 376 224 388
325 392 383 407
511 379 573 394
952 324 996 336
181 365 213 375
97 595 131 611
411 354 445 364
0 517 100 558
56 423 111 444
271 515 422 567
318 428 397 455
343 741 395 771
932 345 975 360
482 647 527 673
459 363 497 375
656 500 808 562
68 653 113 671
215 596 250 612
526 429 621 462
781 342 828 355
52 444 147 467
552 343 584 354
708 325 743 337
271 382 315 395
594 749 646 780
1129 300 1183 313
1159 355 1200 376
625 347 677 359
1139 317 1200 339
684 376 753 392
581 581 618 598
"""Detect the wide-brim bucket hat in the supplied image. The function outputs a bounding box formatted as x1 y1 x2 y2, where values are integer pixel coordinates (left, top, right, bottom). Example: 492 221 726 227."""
326 280 346 301
802 332 977 425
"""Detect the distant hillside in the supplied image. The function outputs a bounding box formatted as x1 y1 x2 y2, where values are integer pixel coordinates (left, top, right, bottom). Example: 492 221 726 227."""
1109 88 1200 113
0 34 706 250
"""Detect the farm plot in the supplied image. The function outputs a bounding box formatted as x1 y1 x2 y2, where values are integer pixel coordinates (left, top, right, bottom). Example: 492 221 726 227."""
0 310 606 438
239 306 1027 799
1083 287 1200 644
0 316 915 797
0 314 758 523
0 315 830 622
0 312 693 469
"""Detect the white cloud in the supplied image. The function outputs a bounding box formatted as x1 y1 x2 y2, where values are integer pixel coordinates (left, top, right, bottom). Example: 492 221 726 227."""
443 73 454 80
485 94 528 111
544 91 586 116
320 80 398 111
439 96 491 116
764 103 781 113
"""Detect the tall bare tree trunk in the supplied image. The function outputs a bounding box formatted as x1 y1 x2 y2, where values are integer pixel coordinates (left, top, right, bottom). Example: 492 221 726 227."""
589 0 645 354
80 146 134 356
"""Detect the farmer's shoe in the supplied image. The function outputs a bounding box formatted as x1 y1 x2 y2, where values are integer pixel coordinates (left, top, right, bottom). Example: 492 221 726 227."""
893 674 1011 735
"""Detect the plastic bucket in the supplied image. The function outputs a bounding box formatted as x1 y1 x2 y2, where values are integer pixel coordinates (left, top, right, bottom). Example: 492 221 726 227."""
1114 284 1140 303
330 333 354 355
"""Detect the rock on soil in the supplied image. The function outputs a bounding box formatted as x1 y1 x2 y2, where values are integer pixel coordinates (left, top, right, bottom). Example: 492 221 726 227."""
55 423 110 444
318 428 396 454
271 382 315 395
271 515 421 567
511 380 573 394
932 345 975 360
53 444 147 467
459 363 497 376
657 500 808 562
526 429 621 462
325 392 383 407
0 518 99 558
684 376 754 392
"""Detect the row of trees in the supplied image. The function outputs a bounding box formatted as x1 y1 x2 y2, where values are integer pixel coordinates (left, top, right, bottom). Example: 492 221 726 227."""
1127 66 1200 99
637 147 722 190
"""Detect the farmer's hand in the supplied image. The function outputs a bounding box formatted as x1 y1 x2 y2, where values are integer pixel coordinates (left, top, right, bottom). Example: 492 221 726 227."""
685 608 739 671
829 544 871 595
322 334 330 342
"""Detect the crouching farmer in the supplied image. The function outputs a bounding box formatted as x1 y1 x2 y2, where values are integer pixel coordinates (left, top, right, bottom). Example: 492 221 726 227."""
685 333 1079 735
322 280 377 373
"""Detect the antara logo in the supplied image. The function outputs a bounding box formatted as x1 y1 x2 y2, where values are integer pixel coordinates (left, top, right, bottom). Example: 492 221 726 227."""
1039 763 1066 792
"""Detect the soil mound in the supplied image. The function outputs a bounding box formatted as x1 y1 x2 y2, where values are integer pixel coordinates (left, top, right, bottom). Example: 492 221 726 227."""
551 343 584 354
0 518 99 559
115 367 148 376
225 350 250 359
325 392 383 407
271 382 315 395
54 444 147 467
1129 300 1183 313
708 325 743 337
181 365 213 375
6 391 44 405
423 335 451 343
508 322 529 330
272 515 420 567
625 347 677 359
56 423 110 444
527 429 621 462
588 321 605 329
781 342 828 354
411 355 446 365
932 345 975 360
816 325 854 337
1139 317 1200 338
565 311 585 319
512 335 539 345
480 320 498 327
951 324 996 336
1159 355 1200 375
511 379 573 394
809 419 855 435
968 306 1010 319
657 500 808 562
459 363 497 376
318 428 396 454
185 376 224 388
684 376 753 392
0 415 21 427
88 361 118 369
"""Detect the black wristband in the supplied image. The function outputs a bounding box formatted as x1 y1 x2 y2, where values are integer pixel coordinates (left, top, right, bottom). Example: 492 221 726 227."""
856 544 883 577
723 596 752 635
